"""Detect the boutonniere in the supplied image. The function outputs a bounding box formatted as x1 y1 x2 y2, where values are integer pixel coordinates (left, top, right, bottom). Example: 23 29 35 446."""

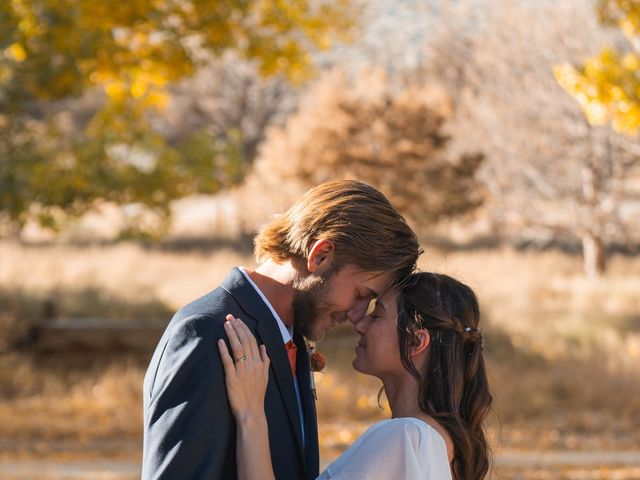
310 351 326 372
305 340 326 400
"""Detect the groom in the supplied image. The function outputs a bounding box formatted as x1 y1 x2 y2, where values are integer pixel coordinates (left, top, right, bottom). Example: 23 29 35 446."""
141 180 421 480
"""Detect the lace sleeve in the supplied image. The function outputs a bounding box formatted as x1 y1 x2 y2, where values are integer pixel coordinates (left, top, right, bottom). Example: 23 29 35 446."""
319 418 451 480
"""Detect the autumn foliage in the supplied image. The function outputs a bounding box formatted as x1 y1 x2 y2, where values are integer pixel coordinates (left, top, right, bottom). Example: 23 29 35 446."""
0 0 354 233
242 70 484 235
555 0 640 134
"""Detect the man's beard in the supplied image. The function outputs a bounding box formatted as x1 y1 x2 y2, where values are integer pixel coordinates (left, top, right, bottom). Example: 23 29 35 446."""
291 268 333 339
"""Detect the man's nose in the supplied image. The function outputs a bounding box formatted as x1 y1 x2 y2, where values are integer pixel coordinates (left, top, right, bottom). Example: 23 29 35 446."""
351 313 368 334
347 297 370 324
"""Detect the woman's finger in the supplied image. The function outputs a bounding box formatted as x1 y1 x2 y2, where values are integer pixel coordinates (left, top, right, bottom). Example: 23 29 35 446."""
259 344 269 362
234 318 260 362
260 345 270 383
260 344 270 367
230 318 252 355
224 319 246 363
217 339 236 379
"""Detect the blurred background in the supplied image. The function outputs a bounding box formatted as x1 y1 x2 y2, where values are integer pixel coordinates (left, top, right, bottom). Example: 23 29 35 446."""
1 0 640 478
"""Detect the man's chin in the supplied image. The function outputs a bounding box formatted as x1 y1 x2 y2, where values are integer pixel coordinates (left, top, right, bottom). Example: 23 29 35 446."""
302 323 323 342
310 317 336 341
295 316 329 341
308 330 326 342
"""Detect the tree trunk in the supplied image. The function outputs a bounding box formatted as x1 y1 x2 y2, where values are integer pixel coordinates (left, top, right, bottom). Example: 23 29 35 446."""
581 231 606 277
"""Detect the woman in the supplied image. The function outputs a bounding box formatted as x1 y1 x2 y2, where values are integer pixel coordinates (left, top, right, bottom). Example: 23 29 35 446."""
218 272 493 479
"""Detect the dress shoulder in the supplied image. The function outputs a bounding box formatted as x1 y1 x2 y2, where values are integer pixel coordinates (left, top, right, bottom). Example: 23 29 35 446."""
319 418 452 480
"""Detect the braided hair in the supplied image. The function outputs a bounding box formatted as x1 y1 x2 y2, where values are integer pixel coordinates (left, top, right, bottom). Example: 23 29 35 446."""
396 272 493 480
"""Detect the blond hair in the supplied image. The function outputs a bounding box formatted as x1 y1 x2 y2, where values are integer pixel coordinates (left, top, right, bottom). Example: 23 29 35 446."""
254 180 421 281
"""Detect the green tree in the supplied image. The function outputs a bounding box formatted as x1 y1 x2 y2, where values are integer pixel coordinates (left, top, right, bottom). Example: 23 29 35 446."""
0 0 354 235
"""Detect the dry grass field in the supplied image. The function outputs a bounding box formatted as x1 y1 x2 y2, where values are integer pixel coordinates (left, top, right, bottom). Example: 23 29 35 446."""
0 240 639 477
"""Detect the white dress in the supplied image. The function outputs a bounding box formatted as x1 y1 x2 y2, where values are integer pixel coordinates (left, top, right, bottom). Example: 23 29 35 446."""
317 417 453 480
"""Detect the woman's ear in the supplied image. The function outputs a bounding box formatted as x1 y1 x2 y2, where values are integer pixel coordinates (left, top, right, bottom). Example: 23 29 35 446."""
411 329 431 356
307 239 336 274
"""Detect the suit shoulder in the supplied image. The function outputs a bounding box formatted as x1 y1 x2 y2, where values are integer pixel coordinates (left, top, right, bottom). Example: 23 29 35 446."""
175 285 237 319
157 287 233 342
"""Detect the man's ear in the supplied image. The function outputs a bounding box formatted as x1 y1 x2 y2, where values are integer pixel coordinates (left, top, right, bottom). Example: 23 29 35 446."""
411 329 431 356
307 239 336 274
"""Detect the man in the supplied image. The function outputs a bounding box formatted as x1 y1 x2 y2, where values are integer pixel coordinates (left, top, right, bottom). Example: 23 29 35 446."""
142 180 421 479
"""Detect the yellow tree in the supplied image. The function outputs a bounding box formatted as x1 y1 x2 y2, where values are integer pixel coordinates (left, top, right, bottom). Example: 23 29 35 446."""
421 0 640 277
0 0 353 235
555 0 640 134
553 0 640 275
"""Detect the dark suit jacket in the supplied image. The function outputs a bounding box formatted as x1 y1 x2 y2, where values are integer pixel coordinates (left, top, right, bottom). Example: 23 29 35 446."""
142 267 319 480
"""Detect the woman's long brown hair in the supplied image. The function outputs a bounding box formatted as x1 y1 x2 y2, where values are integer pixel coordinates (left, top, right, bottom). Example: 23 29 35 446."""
396 272 493 480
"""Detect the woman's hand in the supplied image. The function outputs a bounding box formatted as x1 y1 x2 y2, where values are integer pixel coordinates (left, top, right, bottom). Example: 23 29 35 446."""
218 315 275 480
218 314 270 423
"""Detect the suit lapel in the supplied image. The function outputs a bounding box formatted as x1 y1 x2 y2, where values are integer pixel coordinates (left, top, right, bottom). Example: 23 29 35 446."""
294 332 320 478
221 268 305 461
256 318 305 459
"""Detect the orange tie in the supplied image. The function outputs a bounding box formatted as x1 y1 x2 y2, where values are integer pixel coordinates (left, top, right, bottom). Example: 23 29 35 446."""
285 340 297 376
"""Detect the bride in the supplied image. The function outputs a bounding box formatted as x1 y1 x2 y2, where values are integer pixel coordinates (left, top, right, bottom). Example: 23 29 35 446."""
218 272 493 479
